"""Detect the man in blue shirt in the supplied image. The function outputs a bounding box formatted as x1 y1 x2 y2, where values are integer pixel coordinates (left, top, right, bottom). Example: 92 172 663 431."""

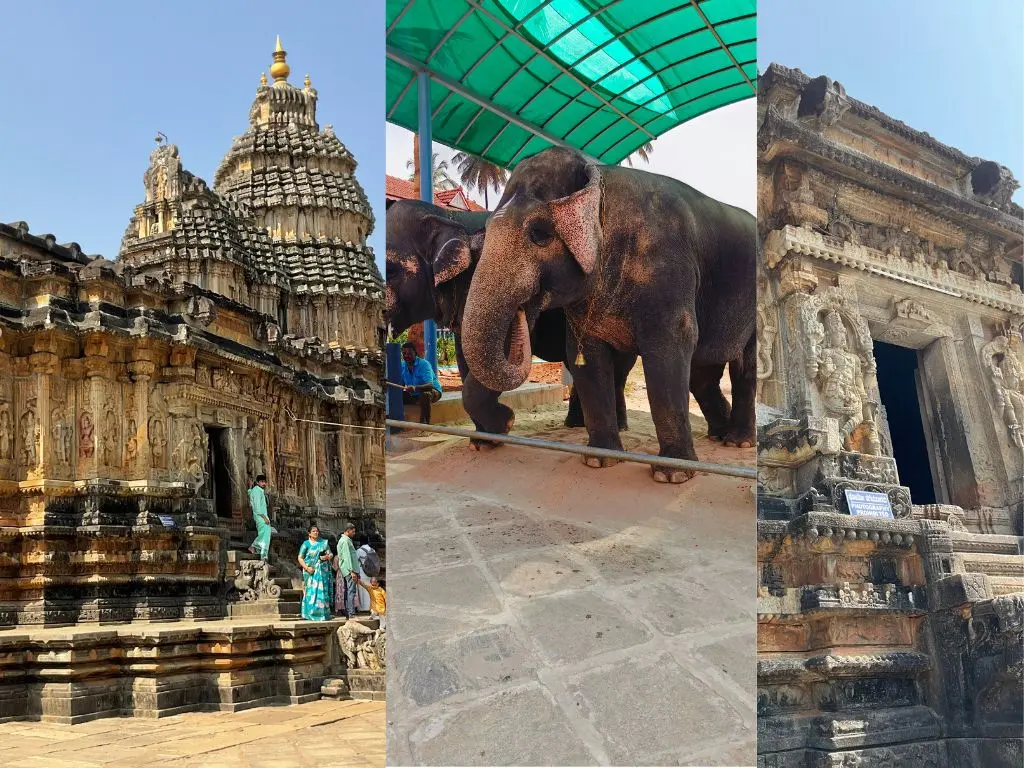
399 341 442 423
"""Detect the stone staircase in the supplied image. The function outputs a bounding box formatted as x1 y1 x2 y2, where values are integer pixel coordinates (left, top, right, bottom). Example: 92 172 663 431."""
225 548 303 619
951 532 1024 596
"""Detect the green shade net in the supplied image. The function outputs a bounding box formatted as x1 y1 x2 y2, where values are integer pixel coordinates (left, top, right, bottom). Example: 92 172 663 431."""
386 0 756 168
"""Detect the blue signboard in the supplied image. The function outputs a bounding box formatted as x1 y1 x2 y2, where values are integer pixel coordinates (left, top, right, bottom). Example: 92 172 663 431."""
158 515 177 528
844 489 894 518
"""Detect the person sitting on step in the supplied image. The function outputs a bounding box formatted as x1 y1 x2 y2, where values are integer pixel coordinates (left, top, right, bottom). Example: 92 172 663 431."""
398 341 442 424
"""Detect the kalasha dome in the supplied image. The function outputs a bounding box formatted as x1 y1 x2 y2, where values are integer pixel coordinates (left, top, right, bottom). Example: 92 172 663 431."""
0 38 385 627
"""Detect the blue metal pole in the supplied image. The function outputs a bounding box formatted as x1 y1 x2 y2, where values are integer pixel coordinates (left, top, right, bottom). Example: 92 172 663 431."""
385 342 404 435
417 70 438 373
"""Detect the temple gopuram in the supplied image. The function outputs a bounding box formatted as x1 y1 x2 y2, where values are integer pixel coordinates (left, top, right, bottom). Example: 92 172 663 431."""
0 41 385 718
756 64 1023 767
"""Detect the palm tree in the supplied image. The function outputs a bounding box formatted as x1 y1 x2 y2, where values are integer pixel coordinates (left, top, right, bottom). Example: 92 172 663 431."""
452 152 508 209
407 133 458 191
624 141 654 167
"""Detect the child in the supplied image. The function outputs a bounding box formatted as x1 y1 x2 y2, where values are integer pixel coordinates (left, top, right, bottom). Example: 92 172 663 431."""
366 577 386 631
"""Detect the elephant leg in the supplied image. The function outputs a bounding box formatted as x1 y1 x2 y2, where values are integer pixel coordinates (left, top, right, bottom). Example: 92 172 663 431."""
462 374 515 450
641 339 698 484
568 337 622 468
564 385 586 428
723 332 756 448
614 351 638 432
691 362 731 441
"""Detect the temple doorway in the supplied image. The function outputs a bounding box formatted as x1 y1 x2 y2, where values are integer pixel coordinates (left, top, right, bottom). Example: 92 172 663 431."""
205 426 233 519
873 341 938 505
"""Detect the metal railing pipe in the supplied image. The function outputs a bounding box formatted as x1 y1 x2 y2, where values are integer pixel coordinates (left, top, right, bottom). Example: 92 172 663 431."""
386 419 757 480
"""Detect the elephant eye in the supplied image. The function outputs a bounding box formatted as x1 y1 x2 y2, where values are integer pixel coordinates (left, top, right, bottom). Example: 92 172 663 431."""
528 220 554 247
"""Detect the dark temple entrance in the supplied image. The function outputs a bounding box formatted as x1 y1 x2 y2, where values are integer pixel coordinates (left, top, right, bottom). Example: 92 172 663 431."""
873 341 938 505
205 427 233 519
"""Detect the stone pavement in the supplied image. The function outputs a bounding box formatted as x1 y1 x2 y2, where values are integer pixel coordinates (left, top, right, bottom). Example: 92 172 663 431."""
386 413 757 767
0 699 384 768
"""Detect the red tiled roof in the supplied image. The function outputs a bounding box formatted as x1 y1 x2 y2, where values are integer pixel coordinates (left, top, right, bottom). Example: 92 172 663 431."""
385 175 486 212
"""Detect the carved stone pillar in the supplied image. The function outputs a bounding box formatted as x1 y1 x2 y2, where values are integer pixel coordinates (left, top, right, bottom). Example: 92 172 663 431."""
129 353 156 478
27 339 58 481
80 336 110 480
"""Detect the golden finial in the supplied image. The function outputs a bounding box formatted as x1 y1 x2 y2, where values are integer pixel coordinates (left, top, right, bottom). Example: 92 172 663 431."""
270 35 290 83
260 72 267 86
304 73 311 89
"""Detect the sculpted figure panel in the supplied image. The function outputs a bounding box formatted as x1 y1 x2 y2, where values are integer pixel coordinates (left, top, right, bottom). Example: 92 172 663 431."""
981 332 1024 450
79 412 95 458
20 399 39 468
800 294 881 455
0 403 12 461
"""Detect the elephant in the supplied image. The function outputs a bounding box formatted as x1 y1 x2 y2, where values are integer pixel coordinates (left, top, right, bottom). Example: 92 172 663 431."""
461 147 756 483
383 199 635 441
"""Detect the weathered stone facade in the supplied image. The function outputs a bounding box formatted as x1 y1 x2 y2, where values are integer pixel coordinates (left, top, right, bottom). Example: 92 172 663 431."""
757 65 1023 767
0 41 385 628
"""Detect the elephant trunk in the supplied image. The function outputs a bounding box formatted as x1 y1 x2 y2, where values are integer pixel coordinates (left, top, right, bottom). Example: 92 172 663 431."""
462 267 534 393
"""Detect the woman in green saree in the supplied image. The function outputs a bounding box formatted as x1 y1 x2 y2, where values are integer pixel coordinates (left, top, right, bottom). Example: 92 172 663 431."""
297 525 334 621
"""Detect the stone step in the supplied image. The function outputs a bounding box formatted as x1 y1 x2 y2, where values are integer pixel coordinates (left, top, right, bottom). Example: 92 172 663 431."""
951 533 1022 557
962 552 1024 578
228 601 301 619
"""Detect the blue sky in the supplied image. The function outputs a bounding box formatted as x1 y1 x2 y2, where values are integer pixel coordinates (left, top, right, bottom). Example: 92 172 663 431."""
759 0 1024 205
0 1 385 269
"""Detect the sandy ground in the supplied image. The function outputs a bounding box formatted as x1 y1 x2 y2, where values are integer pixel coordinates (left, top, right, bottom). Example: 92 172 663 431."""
385 366 756 766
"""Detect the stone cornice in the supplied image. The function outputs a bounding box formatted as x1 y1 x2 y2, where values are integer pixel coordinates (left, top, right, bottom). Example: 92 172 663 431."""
759 109 1024 235
765 225 1024 316
760 64 1005 172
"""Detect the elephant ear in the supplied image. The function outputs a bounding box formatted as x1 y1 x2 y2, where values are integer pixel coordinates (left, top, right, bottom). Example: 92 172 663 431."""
423 215 474 286
549 165 602 274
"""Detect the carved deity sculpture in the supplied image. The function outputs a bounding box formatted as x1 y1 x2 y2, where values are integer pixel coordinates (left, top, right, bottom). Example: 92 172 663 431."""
185 422 208 488
20 401 39 467
149 417 167 468
982 333 1024 449
813 310 881 454
79 412 95 458
337 620 385 671
124 416 139 467
50 407 68 465
245 420 265 479
0 404 12 461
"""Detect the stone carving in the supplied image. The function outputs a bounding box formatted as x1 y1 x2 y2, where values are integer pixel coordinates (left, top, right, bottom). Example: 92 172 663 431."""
337 620 385 671
50 407 71 465
981 332 1024 449
102 395 119 467
19 400 39 467
804 304 880 455
797 75 850 132
149 417 167 468
245 419 265 479
756 277 778 396
184 295 217 327
0 403 12 461
124 393 139 468
185 422 208 489
78 412 95 459
231 559 282 601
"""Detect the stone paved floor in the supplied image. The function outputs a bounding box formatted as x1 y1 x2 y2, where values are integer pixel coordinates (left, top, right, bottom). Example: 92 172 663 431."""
386 405 757 767
0 699 384 768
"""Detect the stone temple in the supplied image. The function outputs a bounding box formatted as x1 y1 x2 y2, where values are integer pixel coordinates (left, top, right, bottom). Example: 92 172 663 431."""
0 41 385 718
756 64 1023 767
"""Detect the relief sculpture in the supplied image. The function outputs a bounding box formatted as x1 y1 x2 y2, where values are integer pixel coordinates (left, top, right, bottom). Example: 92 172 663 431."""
20 399 39 468
149 417 167 468
79 412 95 459
981 332 1024 450
50 407 69 466
802 297 881 455
0 403 12 461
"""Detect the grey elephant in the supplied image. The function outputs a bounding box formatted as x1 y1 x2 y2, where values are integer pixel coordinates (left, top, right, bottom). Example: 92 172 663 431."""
384 199 634 440
461 147 756 483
